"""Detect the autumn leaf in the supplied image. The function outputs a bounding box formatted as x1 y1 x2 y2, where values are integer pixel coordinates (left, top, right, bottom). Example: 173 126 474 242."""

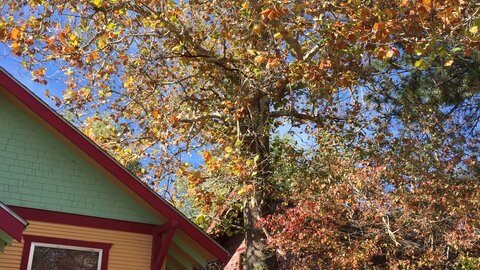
274 32 283 39
10 28 21 40
372 22 384 31
254 55 266 64
92 0 103 8
52 96 62 107
422 0 432 12
260 9 273 20
10 42 21 55
33 67 46 77
152 109 160 119
414 58 429 69
200 150 212 161
469 25 478 34
444 58 454 67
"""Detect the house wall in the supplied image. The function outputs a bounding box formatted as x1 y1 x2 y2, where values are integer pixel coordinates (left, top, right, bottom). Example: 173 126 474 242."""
0 220 152 270
0 91 158 224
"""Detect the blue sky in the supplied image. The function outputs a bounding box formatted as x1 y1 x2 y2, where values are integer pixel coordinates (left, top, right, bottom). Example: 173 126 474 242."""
0 44 65 108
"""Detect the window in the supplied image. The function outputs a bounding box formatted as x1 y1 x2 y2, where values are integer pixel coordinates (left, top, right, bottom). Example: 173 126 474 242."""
20 235 112 270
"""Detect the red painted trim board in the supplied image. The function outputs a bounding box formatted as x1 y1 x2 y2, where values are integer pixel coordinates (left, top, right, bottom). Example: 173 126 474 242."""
153 226 177 270
0 204 27 241
20 234 112 270
0 68 229 263
9 206 154 235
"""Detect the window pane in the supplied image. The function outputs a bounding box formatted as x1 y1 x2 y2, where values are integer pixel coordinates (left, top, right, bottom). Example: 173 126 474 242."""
31 246 99 270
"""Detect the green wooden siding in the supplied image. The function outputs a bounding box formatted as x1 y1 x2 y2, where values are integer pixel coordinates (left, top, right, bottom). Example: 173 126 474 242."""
0 92 159 224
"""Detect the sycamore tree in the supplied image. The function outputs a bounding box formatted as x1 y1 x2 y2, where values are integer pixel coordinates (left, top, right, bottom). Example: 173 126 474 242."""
1 0 479 268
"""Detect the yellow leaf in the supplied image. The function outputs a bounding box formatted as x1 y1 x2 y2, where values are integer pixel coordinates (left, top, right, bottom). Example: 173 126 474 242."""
444 59 454 67
414 58 429 69
92 0 102 7
254 55 266 64
274 32 283 39
469 26 478 34
195 214 206 224
98 38 106 48
252 24 263 34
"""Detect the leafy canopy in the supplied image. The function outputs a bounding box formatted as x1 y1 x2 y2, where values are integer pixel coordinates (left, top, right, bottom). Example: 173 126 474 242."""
1 0 479 268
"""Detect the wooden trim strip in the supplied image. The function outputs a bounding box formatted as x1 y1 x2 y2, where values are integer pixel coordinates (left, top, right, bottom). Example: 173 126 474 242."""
9 206 154 235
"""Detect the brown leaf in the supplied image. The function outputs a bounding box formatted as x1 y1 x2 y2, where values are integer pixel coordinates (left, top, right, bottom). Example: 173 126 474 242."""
52 96 61 107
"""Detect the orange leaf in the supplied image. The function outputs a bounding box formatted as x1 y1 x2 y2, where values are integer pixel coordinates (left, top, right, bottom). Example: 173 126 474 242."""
278 7 289 16
372 22 383 31
89 51 99 61
58 31 66 43
260 8 272 20
168 114 179 124
10 28 21 40
34 67 46 77
11 42 21 55
464 47 473 57
422 0 432 12
200 150 211 161
47 36 55 47
152 109 160 119
244 184 254 193
268 10 278 20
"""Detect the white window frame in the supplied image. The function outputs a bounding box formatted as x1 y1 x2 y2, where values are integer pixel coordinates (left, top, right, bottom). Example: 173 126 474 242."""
27 242 103 270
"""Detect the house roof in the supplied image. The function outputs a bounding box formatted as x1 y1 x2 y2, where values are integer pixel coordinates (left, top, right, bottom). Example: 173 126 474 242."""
0 67 228 264
0 201 28 243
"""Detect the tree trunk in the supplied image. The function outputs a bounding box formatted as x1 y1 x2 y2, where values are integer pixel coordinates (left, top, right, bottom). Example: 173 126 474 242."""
242 94 277 270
